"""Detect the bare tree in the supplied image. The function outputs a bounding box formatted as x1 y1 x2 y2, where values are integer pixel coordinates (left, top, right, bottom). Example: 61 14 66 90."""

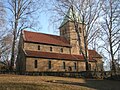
50 0 102 71
0 0 8 66
0 1 6 27
0 1 6 38
99 0 120 74
4 0 44 70
0 33 12 68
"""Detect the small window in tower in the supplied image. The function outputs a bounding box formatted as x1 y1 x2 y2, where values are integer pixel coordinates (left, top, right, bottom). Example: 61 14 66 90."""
60 48 63 53
63 29 65 34
50 47 52 51
48 61 51 69
65 28 67 34
63 62 66 69
79 27 82 33
61 30 64 35
38 45 40 50
34 60 38 68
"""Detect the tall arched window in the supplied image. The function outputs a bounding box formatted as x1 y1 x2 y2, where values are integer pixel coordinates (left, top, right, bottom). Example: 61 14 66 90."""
74 62 77 70
88 63 91 71
63 62 65 69
79 27 82 33
60 48 63 53
38 45 40 50
64 28 67 34
48 61 51 69
34 60 38 68
50 47 52 52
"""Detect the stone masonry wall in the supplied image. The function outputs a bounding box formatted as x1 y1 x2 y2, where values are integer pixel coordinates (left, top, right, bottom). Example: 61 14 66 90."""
60 21 86 55
26 57 87 72
24 42 71 54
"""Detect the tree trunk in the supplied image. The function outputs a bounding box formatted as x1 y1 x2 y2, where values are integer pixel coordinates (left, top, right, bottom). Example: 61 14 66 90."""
10 28 17 71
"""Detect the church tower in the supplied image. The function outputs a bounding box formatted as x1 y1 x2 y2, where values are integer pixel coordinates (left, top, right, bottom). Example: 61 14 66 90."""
59 7 86 55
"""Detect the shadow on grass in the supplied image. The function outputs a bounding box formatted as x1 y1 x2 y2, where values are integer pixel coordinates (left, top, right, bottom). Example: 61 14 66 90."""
48 79 120 90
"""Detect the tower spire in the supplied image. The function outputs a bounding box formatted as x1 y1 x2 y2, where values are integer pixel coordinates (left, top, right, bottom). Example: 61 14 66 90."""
59 6 82 28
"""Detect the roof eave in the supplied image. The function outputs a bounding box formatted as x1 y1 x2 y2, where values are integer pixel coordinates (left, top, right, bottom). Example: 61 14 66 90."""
24 40 72 48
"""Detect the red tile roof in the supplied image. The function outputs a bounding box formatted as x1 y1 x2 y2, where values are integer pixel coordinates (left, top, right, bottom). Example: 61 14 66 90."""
23 30 71 47
24 50 95 62
88 50 102 58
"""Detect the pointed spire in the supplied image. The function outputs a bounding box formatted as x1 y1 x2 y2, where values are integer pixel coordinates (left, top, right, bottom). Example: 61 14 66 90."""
59 6 82 28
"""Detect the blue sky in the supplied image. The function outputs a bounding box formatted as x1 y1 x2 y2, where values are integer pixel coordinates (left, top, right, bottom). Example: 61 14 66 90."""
31 0 61 36
39 12 59 35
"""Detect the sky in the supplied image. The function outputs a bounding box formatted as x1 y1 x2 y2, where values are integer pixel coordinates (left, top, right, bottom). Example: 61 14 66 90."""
30 0 61 36
38 12 59 35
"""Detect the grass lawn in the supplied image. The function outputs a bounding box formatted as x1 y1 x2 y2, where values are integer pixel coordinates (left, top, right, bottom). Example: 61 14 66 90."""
0 74 119 90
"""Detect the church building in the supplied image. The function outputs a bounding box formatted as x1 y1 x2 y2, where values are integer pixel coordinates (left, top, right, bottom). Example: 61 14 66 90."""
16 8 103 72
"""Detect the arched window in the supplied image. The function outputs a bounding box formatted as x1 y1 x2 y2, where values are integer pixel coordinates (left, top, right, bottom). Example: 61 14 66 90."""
64 28 67 34
60 48 63 53
88 63 91 71
79 27 82 33
34 60 37 68
48 61 51 69
50 47 52 51
74 62 77 70
63 62 65 69
61 29 64 35
38 45 40 50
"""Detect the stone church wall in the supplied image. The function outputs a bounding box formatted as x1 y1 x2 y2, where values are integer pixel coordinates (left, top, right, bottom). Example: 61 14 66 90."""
24 42 71 54
25 57 88 72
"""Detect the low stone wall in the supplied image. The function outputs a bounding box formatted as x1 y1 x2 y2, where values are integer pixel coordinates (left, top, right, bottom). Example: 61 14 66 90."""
0 71 115 79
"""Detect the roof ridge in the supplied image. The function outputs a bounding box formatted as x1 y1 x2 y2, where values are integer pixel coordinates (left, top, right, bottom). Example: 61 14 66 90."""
25 50 82 56
23 30 61 38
